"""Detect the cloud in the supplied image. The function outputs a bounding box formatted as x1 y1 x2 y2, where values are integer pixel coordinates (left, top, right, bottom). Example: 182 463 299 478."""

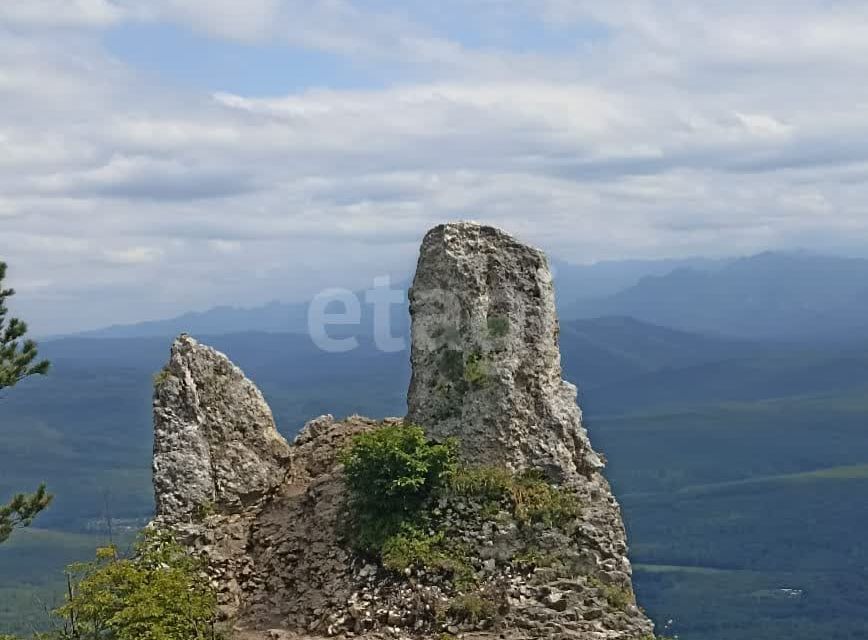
101 246 164 265
208 239 242 254
35 155 259 201
134 0 283 42
3 1 868 334
0 0 123 29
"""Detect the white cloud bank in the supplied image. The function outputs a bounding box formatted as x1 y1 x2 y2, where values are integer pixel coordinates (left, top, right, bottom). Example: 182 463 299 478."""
2 1 868 333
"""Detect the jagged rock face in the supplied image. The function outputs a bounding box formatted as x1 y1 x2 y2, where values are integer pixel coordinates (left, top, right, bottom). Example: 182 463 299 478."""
153 335 292 523
163 415 386 625
150 222 655 639
408 222 602 483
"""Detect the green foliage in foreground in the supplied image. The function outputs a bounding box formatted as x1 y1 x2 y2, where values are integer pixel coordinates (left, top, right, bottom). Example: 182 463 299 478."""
43 530 220 640
1 261 52 546
0 485 53 545
0 261 50 391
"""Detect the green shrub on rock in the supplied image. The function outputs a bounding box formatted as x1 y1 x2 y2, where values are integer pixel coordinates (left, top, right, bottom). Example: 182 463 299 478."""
341 423 457 551
381 528 446 572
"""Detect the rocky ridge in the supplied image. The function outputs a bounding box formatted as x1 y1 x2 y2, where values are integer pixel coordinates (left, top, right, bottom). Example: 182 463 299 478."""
151 223 655 640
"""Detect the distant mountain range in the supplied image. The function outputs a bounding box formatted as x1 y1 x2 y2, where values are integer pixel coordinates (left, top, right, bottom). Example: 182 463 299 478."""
78 251 868 345
76 256 723 340
568 252 868 343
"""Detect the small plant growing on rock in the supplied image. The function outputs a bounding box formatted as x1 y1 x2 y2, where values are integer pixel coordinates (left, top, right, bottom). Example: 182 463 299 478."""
463 351 488 387
192 499 216 521
152 367 172 387
381 527 475 587
588 576 633 612
447 593 499 625
450 466 581 527
511 470 582 526
449 465 514 498
381 528 446 572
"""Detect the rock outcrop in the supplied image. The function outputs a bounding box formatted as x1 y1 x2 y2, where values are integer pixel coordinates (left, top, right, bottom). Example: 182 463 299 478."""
407 223 602 483
151 223 655 640
153 335 292 522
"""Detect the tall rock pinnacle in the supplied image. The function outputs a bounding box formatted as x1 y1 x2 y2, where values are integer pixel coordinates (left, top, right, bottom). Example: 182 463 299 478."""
407 222 602 483
152 335 291 523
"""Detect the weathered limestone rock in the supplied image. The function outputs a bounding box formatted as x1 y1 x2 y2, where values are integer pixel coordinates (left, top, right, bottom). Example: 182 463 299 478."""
153 335 292 522
407 222 602 483
150 222 655 639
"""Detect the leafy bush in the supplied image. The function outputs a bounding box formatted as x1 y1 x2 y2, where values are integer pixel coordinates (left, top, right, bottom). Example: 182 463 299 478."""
54 529 219 640
341 423 457 551
381 528 445 572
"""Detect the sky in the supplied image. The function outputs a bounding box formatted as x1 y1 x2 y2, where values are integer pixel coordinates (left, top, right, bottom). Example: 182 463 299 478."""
3 1 868 334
